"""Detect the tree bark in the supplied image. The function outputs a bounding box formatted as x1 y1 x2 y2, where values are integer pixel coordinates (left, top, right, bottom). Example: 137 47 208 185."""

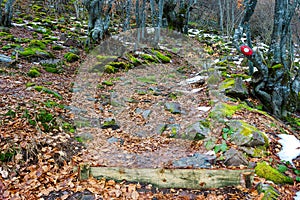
84 0 113 41
233 0 300 118
1 0 16 27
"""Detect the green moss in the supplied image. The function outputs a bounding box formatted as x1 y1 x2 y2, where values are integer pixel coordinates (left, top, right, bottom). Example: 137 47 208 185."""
153 50 171 63
204 46 214 55
27 67 41 77
270 63 283 69
25 82 35 87
141 54 158 63
209 102 241 120
52 45 63 50
104 65 116 73
34 86 62 99
216 60 228 66
29 40 46 49
102 80 114 86
127 53 142 66
136 75 157 84
64 52 80 62
252 146 268 158
0 32 9 37
19 47 51 58
32 5 43 11
107 61 132 70
255 162 293 184
96 55 117 61
219 78 235 90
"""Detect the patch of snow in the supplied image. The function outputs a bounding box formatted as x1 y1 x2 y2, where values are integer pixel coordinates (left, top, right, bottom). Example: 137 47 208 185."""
277 134 300 168
197 106 211 112
294 191 300 200
184 76 207 84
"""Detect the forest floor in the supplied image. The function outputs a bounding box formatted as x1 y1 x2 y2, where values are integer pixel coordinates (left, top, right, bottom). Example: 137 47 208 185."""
0 1 300 199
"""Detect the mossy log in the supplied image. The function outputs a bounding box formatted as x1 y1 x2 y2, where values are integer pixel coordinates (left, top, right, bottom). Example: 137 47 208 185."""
75 166 253 189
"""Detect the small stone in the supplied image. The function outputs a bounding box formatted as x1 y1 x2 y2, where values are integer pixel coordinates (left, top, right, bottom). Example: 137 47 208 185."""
101 118 120 130
224 148 248 167
165 102 181 114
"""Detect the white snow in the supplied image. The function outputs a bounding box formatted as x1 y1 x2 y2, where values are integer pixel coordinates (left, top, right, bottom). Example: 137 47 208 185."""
277 134 300 168
294 191 300 200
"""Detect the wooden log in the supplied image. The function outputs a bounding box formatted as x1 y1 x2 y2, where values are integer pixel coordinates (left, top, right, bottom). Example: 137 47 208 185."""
76 165 254 189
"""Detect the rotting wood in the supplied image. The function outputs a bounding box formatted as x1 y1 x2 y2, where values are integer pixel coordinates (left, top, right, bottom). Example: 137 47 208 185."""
75 166 254 189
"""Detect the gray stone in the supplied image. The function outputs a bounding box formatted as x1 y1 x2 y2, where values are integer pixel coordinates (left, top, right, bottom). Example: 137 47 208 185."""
76 132 94 142
165 102 181 114
107 137 124 145
0 54 14 67
101 118 120 130
224 148 248 167
167 124 181 138
256 183 280 200
172 153 216 168
225 77 249 100
184 120 211 140
227 120 268 147
156 124 167 134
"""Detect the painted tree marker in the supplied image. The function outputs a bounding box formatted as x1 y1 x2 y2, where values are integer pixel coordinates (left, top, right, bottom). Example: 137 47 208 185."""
240 45 253 56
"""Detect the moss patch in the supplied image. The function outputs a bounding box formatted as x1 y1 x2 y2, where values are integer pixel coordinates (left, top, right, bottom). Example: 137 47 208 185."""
27 67 41 78
64 52 80 62
153 50 171 63
209 102 240 120
219 78 235 90
255 162 293 184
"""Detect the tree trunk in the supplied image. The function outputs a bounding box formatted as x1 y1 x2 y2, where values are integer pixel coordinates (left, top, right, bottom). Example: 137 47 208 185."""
84 0 113 41
233 0 300 119
1 0 16 27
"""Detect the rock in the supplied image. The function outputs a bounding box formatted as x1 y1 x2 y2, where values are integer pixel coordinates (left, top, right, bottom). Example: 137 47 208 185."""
225 77 248 100
209 102 240 121
184 120 211 140
76 132 94 142
255 162 293 184
256 183 280 200
172 153 216 168
0 54 15 67
165 102 181 114
156 124 167 134
224 148 248 167
227 120 268 147
207 70 221 87
167 124 181 138
107 137 123 145
101 118 120 130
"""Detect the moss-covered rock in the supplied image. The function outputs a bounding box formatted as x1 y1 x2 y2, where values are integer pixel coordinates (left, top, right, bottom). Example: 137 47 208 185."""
29 39 46 49
52 45 63 50
127 53 142 66
27 67 41 78
19 47 53 59
219 78 235 91
64 52 80 62
227 120 269 148
34 86 62 99
153 50 171 63
209 102 241 120
141 53 158 63
104 65 116 73
255 162 293 184
107 61 131 70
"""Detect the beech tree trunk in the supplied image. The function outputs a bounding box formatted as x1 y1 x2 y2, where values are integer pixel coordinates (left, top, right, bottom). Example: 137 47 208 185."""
233 0 300 119
0 0 16 27
84 0 113 41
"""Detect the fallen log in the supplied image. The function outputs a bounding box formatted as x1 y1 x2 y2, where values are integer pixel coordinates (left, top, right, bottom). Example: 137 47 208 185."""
75 165 254 189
